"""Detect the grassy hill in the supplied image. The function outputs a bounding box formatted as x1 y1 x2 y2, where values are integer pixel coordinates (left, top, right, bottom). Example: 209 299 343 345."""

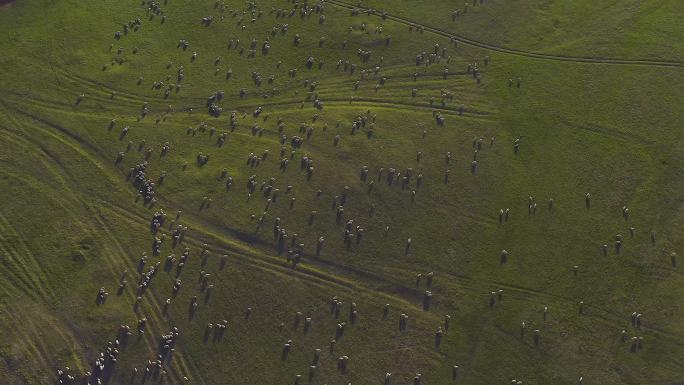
0 0 682 384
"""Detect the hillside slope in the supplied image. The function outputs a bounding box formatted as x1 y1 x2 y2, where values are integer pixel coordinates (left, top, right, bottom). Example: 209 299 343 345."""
0 1 682 384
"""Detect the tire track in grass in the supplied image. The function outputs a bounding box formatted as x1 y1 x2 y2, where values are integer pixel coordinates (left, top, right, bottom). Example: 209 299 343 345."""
84 120 682 348
9 51 495 120
15 300 88 374
97 203 455 383
0 129 157 376
26 47 156 105
0 101 128 195
58 204 185 384
0 301 54 381
0 107 193 385
0 130 58 302
100 201 455 380
99 200 358 292
4 82 494 123
99 199 444 315
0 232 45 302
0 263 78 381
68 202 185 385
1 102 103 156
5 69 494 125
2 108 368 383
96 165 684 376
3 88 145 114
43 141 201 383
8 48 680 378
0 113 133 315
327 0 684 68
97 200 439 382
0 213 52 302
94 234 183 385
451 270 684 345
9 142 195 384
92 211 197 385
234 98 493 121
0 112 91 303
0 214 55 301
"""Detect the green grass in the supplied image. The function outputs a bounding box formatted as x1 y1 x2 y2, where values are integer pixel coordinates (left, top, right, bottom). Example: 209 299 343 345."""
356 0 684 62
0 0 682 384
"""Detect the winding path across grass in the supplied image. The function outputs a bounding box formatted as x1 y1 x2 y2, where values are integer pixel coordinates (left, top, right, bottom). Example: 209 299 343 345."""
328 0 684 68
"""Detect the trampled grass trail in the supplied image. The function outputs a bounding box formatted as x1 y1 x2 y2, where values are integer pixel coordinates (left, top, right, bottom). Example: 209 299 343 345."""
0 0 681 384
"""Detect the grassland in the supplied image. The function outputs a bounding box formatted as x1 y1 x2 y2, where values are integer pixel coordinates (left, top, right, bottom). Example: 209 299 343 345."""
0 0 682 384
